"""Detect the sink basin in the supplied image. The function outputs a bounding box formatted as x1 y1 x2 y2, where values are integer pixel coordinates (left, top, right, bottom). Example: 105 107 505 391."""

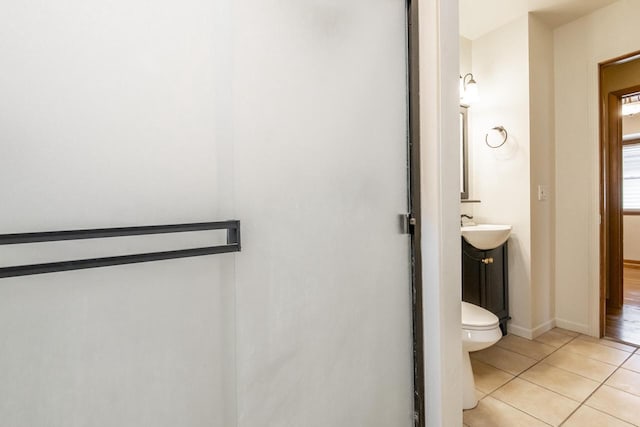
461 224 512 250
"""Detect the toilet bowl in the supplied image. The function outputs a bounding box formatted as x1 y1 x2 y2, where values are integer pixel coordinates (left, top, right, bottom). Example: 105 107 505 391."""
461 301 502 410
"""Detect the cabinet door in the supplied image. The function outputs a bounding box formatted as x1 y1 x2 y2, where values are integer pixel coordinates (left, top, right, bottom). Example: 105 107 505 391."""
485 244 508 320
462 239 484 306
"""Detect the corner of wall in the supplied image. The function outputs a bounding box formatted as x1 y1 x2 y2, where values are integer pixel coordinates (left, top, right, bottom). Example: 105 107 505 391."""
419 1 463 425
527 13 557 332
552 0 640 338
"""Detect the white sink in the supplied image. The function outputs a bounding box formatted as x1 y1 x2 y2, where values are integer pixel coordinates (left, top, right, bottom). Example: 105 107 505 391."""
461 224 512 250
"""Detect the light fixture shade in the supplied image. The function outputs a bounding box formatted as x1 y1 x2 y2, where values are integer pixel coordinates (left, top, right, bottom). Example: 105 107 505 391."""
462 81 479 105
460 73 479 106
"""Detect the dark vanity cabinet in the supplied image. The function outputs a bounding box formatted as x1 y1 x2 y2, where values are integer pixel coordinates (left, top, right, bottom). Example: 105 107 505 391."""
462 238 510 335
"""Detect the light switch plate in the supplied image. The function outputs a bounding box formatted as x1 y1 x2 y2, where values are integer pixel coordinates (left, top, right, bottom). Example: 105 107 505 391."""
538 185 549 201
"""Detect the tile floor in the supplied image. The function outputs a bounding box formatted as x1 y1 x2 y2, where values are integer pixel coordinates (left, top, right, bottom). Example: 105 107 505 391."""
463 328 640 426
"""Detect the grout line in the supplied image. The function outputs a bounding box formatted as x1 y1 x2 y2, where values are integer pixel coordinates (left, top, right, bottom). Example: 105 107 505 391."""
472 332 634 426
468 355 520 377
541 361 611 383
472 332 578 377
478 334 581 426
516 376 584 403
500 335 583 425
479 390 554 426
469 330 640 426
558 339 633 366
538 334 626 382
576 333 640 351
596 336 639 352
484 396 554 426
582 408 639 427
532 335 635 426
572 385 640 427
603 334 640 350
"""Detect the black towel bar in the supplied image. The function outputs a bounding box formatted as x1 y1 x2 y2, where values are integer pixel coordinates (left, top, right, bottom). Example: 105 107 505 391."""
0 220 241 278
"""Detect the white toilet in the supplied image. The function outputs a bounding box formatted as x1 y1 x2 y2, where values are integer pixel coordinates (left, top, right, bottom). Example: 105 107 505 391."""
461 301 502 409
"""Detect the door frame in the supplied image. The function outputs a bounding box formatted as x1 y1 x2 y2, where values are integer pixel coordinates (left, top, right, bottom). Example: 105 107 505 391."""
599 50 640 336
407 0 424 426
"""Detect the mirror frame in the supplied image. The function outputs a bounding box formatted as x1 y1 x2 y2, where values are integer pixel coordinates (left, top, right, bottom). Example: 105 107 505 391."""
460 106 469 200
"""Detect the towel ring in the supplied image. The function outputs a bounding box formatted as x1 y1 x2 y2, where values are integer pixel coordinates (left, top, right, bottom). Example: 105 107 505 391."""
485 126 508 148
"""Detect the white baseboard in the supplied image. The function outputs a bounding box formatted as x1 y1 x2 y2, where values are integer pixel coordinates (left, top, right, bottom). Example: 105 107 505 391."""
531 319 555 338
509 318 592 339
507 324 533 339
555 318 591 335
508 319 555 339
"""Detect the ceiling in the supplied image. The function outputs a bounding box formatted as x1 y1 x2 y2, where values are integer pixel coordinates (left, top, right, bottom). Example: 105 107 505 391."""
459 0 619 40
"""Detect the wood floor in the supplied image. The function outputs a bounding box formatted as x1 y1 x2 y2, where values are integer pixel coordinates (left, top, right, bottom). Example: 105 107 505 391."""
606 266 640 345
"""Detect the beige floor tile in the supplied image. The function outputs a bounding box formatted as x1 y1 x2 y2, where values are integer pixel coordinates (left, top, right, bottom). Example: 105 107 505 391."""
544 349 617 382
586 385 640 425
471 359 514 394
520 363 599 402
495 335 556 360
562 405 634 427
463 396 549 427
606 368 640 396
470 346 537 375
576 335 637 353
622 354 640 373
553 327 579 337
562 339 630 366
492 378 579 426
533 329 575 348
475 389 485 401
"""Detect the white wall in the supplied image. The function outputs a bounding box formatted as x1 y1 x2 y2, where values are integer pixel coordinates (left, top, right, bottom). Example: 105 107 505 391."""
421 0 463 425
554 0 640 335
470 16 534 336
528 15 556 334
460 36 473 75
624 216 640 261
466 14 556 338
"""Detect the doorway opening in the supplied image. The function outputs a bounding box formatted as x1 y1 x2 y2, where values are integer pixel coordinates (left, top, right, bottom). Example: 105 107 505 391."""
599 51 640 345
606 93 640 343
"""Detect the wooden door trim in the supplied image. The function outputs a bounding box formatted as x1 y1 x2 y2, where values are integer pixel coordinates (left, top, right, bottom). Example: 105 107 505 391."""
599 51 640 336
605 92 623 310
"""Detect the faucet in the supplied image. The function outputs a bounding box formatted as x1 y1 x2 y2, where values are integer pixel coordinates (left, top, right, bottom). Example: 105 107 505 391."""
461 214 473 226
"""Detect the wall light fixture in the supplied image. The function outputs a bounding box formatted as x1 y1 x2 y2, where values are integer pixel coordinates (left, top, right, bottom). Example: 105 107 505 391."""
460 73 479 106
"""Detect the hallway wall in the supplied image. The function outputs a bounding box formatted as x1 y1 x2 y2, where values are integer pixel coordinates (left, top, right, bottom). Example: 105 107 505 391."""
554 0 640 335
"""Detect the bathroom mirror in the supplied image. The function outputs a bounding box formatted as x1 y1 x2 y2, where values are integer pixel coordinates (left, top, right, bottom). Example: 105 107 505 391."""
460 106 469 199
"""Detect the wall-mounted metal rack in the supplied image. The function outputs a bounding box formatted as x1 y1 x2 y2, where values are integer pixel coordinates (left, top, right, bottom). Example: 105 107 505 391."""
0 220 241 278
